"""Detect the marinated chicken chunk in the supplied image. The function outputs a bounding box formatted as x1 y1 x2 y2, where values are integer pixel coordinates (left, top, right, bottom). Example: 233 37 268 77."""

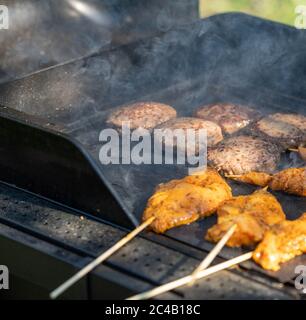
208 135 281 175
206 188 286 247
228 167 306 197
143 168 232 233
253 213 306 271
270 167 306 197
227 172 272 187
195 103 260 135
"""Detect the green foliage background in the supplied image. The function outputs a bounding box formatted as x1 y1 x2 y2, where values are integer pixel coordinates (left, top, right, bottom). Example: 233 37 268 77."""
200 0 306 26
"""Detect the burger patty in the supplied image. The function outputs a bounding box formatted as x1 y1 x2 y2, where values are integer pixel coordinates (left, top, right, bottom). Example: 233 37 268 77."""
194 103 260 135
155 117 223 153
106 101 177 132
250 114 305 149
269 113 306 133
208 135 281 175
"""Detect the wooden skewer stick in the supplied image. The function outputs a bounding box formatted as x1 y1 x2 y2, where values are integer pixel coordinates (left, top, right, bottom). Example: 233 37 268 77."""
188 224 237 286
127 251 253 300
50 216 155 300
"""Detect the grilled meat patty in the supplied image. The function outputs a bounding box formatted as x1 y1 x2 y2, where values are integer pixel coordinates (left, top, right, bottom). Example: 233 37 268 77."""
208 135 281 175
155 117 223 153
143 168 232 233
206 188 286 247
106 101 177 132
253 213 306 271
250 113 305 149
194 103 260 135
270 113 306 133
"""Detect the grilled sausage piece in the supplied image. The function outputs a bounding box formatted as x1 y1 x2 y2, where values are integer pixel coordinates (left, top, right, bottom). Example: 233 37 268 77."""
106 101 177 132
194 103 260 135
208 135 281 175
155 117 223 153
250 113 305 149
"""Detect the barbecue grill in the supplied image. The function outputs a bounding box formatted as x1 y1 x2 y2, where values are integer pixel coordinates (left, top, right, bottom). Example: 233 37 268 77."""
0 1 305 299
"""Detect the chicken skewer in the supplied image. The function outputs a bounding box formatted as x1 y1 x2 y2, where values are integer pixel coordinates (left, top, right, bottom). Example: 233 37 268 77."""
128 210 306 300
206 188 286 247
143 168 232 233
207 190 306 271
50 168 232 299
226 167 306 197
127 188 284 299
254 213 306 271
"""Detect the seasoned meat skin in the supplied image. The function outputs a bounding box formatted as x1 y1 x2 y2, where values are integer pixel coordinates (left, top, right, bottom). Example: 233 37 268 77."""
194 103 260 135
208 135 281 175
269 168 306 197
253 213 306 271
228 168 306 197
250 114 305 149
155 117 223 151
142 168 232 234
206 189 286 247
106 102 177 132
228 172 272 187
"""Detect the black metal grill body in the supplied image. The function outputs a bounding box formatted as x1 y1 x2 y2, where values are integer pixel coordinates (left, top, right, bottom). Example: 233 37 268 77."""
0 13 305 297
0 182 301 299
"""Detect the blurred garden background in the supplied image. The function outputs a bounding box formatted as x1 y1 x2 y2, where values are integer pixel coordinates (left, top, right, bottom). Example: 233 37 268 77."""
199 0 305 26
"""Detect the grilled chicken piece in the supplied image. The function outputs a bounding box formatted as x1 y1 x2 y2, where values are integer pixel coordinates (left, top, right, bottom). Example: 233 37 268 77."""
270 167 306 197
194 103 260 135
143 168 232 233
228 168 306 197
250 113 305 149
227 172 272 187
206 188 286 247
253 213 306 271
208 135 281 175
